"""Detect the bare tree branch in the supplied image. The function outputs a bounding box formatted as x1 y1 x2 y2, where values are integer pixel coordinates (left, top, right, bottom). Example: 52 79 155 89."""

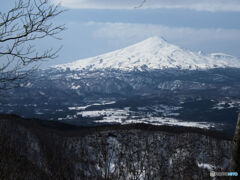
134 0 147 9
0 0 65 91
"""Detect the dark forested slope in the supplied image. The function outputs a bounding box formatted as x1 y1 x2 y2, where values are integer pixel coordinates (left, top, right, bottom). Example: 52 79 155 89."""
0 114 233 179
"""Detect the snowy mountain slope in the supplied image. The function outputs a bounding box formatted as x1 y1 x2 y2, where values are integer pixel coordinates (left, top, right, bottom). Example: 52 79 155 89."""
54 36 240 71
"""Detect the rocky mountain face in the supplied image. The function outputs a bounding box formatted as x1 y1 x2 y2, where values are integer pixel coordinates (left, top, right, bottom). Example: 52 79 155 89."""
0 114 232 179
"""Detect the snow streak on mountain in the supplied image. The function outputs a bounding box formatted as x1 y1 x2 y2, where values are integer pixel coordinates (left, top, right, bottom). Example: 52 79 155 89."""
54 36 240 71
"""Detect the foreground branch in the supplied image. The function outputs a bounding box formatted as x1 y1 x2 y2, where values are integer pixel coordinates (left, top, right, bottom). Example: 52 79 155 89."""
0 0 65 90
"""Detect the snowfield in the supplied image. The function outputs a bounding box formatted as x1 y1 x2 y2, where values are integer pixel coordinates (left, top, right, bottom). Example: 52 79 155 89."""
68 102 223 129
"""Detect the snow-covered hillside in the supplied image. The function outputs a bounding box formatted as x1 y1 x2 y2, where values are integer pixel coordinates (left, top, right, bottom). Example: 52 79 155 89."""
54 36 240 71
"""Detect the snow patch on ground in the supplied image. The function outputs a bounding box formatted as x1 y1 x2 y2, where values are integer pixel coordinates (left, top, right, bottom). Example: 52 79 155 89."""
212 100 240 110
71 85 81 90
197 162 215 171
84 108 219 129
68 101 116 111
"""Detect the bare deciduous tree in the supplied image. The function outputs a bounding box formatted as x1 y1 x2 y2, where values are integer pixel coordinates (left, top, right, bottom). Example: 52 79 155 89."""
0 0 65 90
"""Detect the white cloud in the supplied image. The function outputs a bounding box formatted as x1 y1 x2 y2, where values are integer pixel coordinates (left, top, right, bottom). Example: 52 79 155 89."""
51 0 240 12
89 22 240 41
86 21 240 56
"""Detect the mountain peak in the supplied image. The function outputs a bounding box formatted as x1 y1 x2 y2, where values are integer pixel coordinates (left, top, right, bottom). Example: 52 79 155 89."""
53 37 240 71
141 36 168 44
133 36 171 50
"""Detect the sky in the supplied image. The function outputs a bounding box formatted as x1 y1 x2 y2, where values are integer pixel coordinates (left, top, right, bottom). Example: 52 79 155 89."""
1 0 240 68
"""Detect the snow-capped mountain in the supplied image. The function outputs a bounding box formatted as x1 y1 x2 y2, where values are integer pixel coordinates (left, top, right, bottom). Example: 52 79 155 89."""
54 36 240 71
1 36 240 133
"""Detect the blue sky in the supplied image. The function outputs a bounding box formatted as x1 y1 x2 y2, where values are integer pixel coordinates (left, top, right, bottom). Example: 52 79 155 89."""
1 0 240 67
